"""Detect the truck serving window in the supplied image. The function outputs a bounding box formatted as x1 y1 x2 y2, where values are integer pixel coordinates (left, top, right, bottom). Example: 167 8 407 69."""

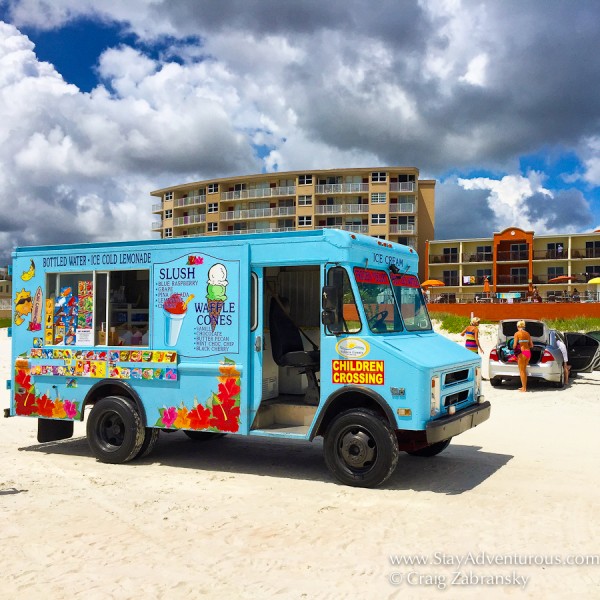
46 269 149 347
353 267 402 333
391 274 432 332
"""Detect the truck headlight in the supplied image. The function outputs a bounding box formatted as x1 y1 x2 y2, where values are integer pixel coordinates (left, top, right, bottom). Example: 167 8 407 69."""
430 375 440 416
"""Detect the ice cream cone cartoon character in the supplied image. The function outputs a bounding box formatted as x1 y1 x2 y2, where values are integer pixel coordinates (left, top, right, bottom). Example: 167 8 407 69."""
206 263 228 332
14 288 33 326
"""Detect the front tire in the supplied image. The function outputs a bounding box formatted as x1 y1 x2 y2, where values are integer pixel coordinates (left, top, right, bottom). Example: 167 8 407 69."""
406 438 451 457
323 409 399 488
86 396 145 464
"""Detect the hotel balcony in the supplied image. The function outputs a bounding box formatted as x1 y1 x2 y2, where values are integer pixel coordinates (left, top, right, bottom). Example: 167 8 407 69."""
496 250 529 262
389 224 415 234
314 183 370 194
389 202 415 214
221 226 297 236
174 214 206 227
220 206 296 221
220 186 296 201
462 252 493 262
175 194 206 208
152 203 162 213
389 182 415 192
316 224 369 234
429 253 459 264
151 221 162 230
314 204 369 215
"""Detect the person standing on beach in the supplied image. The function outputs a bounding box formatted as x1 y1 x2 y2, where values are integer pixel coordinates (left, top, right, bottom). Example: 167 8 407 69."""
514 320 533 392
461 317 483 353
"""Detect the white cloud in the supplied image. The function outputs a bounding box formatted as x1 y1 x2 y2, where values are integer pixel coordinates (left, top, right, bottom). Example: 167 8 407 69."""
458 173 551 231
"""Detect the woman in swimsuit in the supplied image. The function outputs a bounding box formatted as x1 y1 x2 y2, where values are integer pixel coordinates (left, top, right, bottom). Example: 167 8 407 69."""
460 316 483 353
514 320 532 392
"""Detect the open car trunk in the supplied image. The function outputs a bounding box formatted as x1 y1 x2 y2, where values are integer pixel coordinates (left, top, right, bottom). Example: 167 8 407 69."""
497 342 544 365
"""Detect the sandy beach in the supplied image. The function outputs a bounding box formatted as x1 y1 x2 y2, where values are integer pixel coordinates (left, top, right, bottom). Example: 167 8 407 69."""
1 325 599 599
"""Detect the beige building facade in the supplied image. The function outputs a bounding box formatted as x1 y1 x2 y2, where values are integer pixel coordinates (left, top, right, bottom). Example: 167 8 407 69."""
151 168 435 278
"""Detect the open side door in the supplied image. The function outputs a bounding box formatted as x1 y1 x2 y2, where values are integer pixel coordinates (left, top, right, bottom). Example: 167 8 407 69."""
564 332 600 373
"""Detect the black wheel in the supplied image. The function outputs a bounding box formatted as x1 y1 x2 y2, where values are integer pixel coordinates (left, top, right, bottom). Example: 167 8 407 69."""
490 377 502 387
323 409 399 488
86 396 145 464
406 438 451 457
183 430 226 442
552 370 564 389
136 428 160 458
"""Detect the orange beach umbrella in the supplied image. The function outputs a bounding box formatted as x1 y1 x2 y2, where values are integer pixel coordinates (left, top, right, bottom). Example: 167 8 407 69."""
421 279 445 288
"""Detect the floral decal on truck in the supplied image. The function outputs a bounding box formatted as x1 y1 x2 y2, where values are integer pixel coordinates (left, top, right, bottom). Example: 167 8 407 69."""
155 357 241 433
14 365 81 419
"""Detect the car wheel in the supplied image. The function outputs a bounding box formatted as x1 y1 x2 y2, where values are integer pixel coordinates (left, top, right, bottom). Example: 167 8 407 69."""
490 377 502 387
324 409 399 488
552 369 564 389
136 428 160 458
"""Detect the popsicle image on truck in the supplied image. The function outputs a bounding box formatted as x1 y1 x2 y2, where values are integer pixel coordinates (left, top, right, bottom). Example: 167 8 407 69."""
6 229 490 488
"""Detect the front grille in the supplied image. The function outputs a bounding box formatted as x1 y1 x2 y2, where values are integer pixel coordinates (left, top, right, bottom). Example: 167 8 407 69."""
444 390 469 407
444 369 469 386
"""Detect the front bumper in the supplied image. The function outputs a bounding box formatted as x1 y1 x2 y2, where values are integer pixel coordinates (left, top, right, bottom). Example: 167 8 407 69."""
426 399 491 444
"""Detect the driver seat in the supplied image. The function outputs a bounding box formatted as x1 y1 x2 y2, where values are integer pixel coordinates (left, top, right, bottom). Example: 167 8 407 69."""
269 297 320 405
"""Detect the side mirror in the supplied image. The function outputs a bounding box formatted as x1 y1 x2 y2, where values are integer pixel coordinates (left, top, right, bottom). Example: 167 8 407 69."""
321 310 336 326
322 286 339 311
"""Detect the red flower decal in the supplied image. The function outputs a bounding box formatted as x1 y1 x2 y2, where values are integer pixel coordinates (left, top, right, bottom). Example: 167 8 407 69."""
188 404 211 430
217 378 240 402
15 389 37 416
209 395 240 433
36 394 55 418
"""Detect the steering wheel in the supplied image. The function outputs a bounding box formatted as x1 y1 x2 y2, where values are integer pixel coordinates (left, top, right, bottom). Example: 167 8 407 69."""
369 310 388 331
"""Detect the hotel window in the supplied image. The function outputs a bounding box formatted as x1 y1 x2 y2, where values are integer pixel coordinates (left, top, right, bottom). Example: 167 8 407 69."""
207 183 219 194
585 241 600 258
476 245 492 261
510 267 527 284
371 214 386 225
164 209 173 219
298 216 312 227
164 192 173 201
443 270 459 286
298 195 312 206
208 203 218 213
476 269 492 283
208 223 218 233
371 193 387 204
371 172 387 183
298 174 313 185
164 228 173 238
510 243 528 261
548 267 564 279
443 247 458 263
397 174 415 182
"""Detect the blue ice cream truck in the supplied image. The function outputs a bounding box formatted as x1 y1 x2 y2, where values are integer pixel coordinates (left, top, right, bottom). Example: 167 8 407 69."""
6 229 489 487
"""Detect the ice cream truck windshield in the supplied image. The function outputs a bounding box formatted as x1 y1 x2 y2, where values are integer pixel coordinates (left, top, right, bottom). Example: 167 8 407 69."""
353 267 432 333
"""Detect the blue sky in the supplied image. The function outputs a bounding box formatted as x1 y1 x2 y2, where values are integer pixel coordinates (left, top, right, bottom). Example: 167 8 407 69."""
1 0 600 262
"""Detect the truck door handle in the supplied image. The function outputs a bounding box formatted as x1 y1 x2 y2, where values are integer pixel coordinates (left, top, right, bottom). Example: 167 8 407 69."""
255 336 262 352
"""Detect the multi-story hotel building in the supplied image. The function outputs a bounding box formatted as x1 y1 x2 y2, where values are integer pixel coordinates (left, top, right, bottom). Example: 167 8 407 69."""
151 168 435 278
426 227 600 302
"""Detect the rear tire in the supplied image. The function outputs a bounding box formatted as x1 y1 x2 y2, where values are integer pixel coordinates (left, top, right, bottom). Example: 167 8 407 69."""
183 431 226 442
323 409 399 488
136 428 160 458
490 377 502 387
552 370 564 389
406 438 451 457
86 396 145 464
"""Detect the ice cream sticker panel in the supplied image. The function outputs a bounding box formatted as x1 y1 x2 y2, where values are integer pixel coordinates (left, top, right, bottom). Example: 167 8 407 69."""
154 253 240 358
